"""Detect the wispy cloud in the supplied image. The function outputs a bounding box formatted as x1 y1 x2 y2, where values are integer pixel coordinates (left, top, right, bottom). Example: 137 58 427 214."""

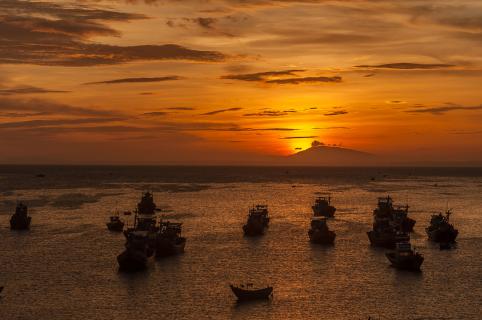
0 86 69 96
0 97 120 117
201 107 242 115
355 63 455 69
406 104 482 115
266 76 342 84
324 110 348 116
142 112 168 117
167 107 196 111
0 0 226 66
84 76 181 85
0 117 124 129
280 136 317 139
221 69 304 82
243 109 297 117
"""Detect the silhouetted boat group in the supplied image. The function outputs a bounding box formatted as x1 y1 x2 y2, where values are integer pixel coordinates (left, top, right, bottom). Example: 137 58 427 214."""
115 192 186 272
4 191 461 300
239 194 458 274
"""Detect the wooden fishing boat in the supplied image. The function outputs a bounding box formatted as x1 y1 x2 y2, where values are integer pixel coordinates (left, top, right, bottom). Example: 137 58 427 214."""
230 284 273 300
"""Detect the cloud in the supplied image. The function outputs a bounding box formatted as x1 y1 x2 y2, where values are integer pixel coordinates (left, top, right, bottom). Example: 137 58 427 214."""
0 86 69 96
200 107 242 115
84 76 181 85
406 104 482 115
355 63 455 69
221 69 304 82
167 107 196 111
243 109 296 117
266 76 342 84
142 112 168 117
0 98 119 117
449 130 482 135
191 17 218 29
0 0 227 66
311 140 325 147
324 110 348 116
280 136 318 139
0 117 124 129
250 33 376 47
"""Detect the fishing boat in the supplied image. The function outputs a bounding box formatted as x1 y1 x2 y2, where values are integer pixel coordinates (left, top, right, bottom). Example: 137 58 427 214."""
367 196 415 248
308 217 336 244
374 196 415 232
386 235 424 271
367 217 406 249
230 284 273 301
426 210 458 243
10 202 31 230
243 205 269 236
106 214 124 232
155 221 186 257
312 196 336 218
118 192 161 271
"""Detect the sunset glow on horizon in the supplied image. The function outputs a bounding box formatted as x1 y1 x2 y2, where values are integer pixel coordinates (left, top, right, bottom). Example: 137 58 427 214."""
0 0 481 164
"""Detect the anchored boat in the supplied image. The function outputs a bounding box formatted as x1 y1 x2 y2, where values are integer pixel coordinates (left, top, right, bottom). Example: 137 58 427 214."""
106 213 124 232
230 284 273 301
386 235 424 271
367 196 415 248
312 196 336 218
243 205 269 236
308 217 336 244
155 221 186 257
426 210 458 243
10 202 31 230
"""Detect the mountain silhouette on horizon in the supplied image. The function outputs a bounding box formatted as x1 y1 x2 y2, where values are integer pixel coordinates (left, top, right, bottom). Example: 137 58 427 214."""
284 141 377 166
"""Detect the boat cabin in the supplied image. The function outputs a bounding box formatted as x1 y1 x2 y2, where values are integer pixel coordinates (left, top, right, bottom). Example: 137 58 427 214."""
314 196 331 206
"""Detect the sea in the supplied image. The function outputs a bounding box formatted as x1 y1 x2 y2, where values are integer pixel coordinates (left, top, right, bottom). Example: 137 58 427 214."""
0 166 481 320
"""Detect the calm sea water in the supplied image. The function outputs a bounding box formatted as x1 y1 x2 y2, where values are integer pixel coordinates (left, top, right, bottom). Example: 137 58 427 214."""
0 166 481 319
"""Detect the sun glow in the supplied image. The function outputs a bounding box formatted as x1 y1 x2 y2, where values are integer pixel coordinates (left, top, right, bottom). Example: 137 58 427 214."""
281 122 320 155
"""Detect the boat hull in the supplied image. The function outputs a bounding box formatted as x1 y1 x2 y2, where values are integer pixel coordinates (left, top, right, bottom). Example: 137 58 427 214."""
386 252 424 271
309 229 336 245
106 222 124 232
367 230 397 249
230 285 273 301
117 250 148 272
155 237 186 257
426 228 458 243
10 216 31 230
243 223 265 236
401 217 416 232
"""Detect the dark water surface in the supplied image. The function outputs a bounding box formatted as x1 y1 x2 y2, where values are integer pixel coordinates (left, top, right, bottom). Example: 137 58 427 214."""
1 166 481 319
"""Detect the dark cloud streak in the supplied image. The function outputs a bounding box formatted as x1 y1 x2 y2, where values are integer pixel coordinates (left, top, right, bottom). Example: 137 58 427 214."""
84 76 181 85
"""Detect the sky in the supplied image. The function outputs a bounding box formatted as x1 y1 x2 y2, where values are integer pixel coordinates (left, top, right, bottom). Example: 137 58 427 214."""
0 0 481 164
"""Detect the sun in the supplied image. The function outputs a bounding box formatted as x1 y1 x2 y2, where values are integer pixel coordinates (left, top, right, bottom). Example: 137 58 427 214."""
283 122 319 154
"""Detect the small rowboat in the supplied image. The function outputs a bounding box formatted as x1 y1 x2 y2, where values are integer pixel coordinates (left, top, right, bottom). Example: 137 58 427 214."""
230 284 273 301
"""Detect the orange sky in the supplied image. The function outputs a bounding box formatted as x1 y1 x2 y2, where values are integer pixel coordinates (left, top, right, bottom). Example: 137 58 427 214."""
0 0 481 164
